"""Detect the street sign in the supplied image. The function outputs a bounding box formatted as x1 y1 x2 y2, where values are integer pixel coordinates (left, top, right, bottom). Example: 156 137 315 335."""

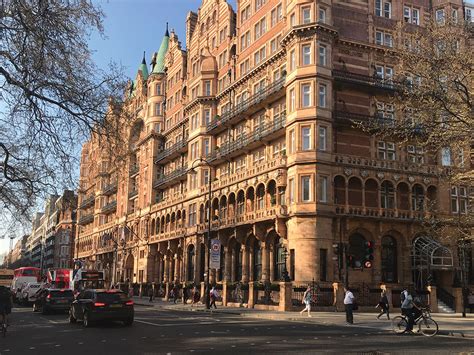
210 239 221 269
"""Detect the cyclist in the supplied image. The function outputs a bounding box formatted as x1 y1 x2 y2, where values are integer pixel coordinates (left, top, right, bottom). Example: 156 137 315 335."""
0 286 13 327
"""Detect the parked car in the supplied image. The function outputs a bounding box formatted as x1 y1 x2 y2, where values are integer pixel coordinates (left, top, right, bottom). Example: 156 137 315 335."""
19 282 42 305
69 289 134 327
33 289 74 314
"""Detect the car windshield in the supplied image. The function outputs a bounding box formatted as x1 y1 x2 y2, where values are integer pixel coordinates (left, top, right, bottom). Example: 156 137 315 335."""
96 292 128 303
50 290 74 298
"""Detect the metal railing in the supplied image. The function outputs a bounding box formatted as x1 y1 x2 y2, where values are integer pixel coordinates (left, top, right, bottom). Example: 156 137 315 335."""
103 183 117 196
206 76 286 132
207 114 286 162
78 213 94 225
154 165 188 189
333 69 401 91
155 138 188 164
79 194 95 209
129 164 139 176
101 200 117 214
437 287 455 310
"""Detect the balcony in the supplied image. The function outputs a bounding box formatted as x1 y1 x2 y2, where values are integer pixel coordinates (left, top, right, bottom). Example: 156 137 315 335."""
154 165 188 189
128 188 138 199
334 205 430 221
155 137 188 164
78 213 94 226
129 164 139 177
206 76 286 134
207 113 286 164
102 183 117 196
333 69 400 92
79 194 95 209
101 200 117 214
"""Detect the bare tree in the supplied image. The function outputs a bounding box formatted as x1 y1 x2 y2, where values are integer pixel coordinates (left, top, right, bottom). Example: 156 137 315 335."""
365 18 473 184
0 0 129 223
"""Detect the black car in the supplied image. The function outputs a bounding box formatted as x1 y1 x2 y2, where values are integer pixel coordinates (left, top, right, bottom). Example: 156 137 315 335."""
69 289 134 327
33 289 75 314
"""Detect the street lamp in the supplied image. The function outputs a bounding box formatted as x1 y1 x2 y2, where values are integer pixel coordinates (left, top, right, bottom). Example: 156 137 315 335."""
278 237 291 282
189 157 213 310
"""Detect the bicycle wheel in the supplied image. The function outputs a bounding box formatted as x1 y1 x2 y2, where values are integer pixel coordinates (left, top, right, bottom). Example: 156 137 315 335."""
392 316 408 334
418 317 438 337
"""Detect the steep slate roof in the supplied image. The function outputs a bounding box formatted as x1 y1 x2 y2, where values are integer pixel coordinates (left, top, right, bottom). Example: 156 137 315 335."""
138 52 149 80
152 23 170 74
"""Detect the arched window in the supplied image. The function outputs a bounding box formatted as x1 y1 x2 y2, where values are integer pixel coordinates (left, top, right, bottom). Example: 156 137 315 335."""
381 236 397 283
365 179 378 208
348 177 363 206
237 190 245 215
334 175 346 204
187 245 195 282
381 181 395 209
256 184 265 210
274 243 286 280
234 242 242 282
348 233 366 268
412 184 424 211
253 241 262 281
397 183 410 210
199 245 205 282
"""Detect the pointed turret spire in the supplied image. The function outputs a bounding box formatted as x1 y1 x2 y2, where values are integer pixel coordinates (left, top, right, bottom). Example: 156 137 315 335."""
138 51 149 80
152 24 170 74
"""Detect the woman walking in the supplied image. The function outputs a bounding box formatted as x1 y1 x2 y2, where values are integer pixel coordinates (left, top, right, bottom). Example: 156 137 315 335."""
300 286 312 317
376 290 390 320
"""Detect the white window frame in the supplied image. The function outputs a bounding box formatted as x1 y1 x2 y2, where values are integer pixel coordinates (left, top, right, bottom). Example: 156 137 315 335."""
301 175 311 202
302 84 311 108
318 84 327 108
318 44 327 66
318 126 327 151
302 44 311 65
301 126 311 151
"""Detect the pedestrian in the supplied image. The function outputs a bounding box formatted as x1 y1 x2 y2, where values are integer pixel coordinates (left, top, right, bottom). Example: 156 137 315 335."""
401 288 415 332
343 287 355 325
172 284 179 304
376 290 390 320
192 285 200 306
128 286 134 299
209 286 218 309
299 286 312 317
148 282 155 303
182 284 189 304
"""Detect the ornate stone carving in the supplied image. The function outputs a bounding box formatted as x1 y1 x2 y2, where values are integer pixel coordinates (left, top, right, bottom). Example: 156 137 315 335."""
360 170 369 178
408 176 415 183
344 168 352 176
423 177 431 184
393 174 400 181
377 172 385 180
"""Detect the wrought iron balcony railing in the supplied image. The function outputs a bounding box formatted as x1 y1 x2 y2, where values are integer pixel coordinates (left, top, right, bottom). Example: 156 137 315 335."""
206 76 286 133
101 200 117 214
128 188 138 199
207 113 286 163
102 183 118 196
333 70 401 91
129 164 139 176
154 165 188 189
78 213 94 226
79 195 95 209
155 137 188 164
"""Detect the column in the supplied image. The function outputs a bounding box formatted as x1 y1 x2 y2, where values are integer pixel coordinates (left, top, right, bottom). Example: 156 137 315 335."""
224 246 231 282
261 242 269 282
194 243 200 283
163 255 169 283
269 244 275 283
231 246 236 282
242 245 249 282
174 254 180 283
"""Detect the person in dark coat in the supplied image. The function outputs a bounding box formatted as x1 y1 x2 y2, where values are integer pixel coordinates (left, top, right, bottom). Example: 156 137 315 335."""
376 290 390 319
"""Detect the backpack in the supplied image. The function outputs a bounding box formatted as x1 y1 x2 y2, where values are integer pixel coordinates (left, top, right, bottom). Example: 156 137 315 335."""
0 287 11 302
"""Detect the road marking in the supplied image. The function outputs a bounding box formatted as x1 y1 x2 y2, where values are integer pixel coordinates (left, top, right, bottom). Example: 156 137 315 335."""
135 320 215 327
29 347 35 350
250 343 255 346
55 345 61 347
313 337 318 340
231 345 236 348
78 342 83 345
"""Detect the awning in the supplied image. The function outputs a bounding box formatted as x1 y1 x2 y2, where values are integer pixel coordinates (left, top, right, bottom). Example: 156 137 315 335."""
412 236 453 270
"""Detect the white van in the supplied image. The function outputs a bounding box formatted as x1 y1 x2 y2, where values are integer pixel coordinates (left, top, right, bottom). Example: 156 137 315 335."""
19 282 43 304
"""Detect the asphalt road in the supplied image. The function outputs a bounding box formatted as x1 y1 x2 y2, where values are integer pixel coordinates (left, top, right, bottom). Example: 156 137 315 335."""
0 305 472 354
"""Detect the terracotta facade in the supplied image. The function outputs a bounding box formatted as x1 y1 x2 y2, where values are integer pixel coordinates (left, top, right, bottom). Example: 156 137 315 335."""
76 0 473 304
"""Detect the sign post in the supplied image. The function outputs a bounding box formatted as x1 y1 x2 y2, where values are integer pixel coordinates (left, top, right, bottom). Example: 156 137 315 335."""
210 239 221 270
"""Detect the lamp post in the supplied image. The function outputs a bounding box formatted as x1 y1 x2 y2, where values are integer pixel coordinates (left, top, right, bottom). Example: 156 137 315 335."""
278 237 291 282
190 158 213 309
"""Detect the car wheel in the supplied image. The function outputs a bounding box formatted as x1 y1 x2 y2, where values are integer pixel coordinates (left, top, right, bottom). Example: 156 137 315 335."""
69 310 77 324
123 318 134 326
83 312 92 328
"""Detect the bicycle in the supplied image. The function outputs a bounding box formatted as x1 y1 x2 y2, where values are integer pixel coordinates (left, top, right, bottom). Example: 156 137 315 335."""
392 307 438 336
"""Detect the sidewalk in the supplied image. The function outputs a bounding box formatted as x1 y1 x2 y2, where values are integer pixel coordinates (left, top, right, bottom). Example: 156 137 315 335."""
133 297 474 339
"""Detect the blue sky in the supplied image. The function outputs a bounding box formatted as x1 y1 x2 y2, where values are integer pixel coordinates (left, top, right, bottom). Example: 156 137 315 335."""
0 0 238 256
90 0 237 78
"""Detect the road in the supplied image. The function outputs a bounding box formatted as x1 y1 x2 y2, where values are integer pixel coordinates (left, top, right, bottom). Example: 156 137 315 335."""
0 305 472 354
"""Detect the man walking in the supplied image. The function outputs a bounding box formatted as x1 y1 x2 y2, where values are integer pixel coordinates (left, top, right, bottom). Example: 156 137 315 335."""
209 286 218 309
344 287 355 325
376 290 390 320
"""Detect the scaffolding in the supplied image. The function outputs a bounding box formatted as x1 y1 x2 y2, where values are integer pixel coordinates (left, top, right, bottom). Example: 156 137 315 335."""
412 236 453 288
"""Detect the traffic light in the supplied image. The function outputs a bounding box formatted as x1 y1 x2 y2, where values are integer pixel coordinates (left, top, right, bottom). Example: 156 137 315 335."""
333 243 341 256
364 241 374 268
333 243 343 269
